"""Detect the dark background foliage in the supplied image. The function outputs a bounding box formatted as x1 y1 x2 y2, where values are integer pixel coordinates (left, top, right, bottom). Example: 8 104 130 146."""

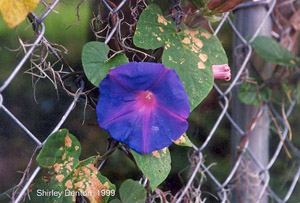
0 0 300 202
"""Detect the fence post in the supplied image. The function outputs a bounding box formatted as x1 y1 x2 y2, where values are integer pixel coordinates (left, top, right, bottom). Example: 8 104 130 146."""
231 2 272 203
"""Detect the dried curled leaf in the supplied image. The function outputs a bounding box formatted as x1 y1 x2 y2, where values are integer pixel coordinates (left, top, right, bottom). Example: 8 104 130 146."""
26 129 115 203
0 0 39 28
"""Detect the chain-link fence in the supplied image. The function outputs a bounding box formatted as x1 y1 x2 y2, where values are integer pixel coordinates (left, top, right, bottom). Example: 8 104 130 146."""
0 0 300 202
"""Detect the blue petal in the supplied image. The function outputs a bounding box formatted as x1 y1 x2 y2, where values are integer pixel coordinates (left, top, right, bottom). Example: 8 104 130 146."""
97 103 188 153
149 68 190 118
127 106 188 153
96 62 190 153
109 62 166 90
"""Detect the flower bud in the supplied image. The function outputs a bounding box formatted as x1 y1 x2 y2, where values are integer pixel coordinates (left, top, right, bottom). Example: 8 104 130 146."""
213 64 231 81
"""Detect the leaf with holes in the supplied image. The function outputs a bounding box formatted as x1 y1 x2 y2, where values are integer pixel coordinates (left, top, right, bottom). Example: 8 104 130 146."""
133 4 227 111
251 36 298 67
173 133 193 147
118 179 146 203
82 41 128 87
26 129 115 203
131 148 171 191
0 0 39 28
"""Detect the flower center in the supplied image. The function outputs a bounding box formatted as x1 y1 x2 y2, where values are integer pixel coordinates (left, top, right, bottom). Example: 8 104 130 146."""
137 90 155 107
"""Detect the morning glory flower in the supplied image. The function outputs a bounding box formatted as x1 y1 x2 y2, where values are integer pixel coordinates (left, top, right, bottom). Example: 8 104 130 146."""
96 62 190 154
213 64 231 81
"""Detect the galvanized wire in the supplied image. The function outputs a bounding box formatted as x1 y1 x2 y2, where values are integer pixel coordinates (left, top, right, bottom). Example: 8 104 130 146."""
0 0 299 202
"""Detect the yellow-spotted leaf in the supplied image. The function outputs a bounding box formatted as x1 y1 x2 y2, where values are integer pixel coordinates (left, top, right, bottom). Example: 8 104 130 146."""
131 148 171 191
173 133 193 147
0 0 39 28
26 129 115 203
133 4 228 111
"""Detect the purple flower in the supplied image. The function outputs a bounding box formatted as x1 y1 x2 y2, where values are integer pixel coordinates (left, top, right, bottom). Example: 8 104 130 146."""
213 64 231 81
96 62 190 153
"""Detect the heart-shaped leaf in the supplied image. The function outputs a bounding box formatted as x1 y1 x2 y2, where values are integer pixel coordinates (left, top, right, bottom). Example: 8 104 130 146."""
26 129 115 203
82 42 128 87
133 4 228 111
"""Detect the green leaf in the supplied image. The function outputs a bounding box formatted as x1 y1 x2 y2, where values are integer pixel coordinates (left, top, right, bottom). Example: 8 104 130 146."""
119 179 146 203
134 4 176 49
133 4 228 111
27 129 115 203
82 42 128 87
131 148 171 191
173 133 193 147
251 36 298 67
238 82 272 106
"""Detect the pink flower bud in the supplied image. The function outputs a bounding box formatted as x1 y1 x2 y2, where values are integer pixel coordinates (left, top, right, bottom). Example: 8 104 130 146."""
212 64 231 81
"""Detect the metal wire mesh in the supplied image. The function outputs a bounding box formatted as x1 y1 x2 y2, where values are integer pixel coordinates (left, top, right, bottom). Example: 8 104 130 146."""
0 0 299 202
